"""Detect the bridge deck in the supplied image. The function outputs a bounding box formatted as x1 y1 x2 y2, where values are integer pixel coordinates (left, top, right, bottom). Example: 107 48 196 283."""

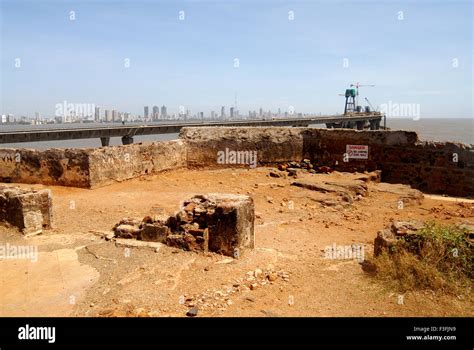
0 114 383 145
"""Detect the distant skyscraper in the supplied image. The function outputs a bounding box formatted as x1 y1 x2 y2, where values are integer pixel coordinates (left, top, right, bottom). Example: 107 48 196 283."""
35 112 40 121
112 110 119 122
230 107 234 118
259 108 263 117
221 106 225 119
94 106 100 122
278 108 281 117
161 105 167 119
152 105 159 120
105 110 112 122
144 106 149 120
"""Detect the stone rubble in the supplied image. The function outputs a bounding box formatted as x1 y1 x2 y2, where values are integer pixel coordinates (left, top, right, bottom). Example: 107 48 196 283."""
181 267 291 316
373 219 474 256
276 159 335 178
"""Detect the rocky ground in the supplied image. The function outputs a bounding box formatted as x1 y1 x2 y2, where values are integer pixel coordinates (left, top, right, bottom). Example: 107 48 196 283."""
0 167 473 317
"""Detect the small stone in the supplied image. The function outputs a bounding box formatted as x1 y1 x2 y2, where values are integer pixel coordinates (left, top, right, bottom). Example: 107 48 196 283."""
254 268 263 278
186 307 198 317
269 171 281 178
267 272 278 282
250 283 258 290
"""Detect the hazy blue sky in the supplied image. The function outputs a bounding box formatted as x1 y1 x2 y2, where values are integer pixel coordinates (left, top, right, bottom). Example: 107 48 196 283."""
1 0 472 118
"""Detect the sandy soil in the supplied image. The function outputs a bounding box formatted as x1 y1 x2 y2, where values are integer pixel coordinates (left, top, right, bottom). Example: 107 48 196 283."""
1 167 473 317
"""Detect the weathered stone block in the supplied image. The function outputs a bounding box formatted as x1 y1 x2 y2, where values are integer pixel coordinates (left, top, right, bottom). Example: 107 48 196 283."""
0 186 53 236
114 224 141 239
202 194 255 257
140 224 170 242
374 228 397 256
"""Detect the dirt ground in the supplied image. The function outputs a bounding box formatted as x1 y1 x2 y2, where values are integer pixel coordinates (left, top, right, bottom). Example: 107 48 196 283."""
1 167 473 317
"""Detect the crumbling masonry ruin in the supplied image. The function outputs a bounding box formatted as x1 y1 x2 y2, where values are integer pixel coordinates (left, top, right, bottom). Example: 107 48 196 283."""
113 194 255 257
1 127 473 250
0 186 53 236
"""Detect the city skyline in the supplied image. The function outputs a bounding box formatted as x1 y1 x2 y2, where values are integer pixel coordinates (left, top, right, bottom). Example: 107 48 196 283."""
0 102 310 125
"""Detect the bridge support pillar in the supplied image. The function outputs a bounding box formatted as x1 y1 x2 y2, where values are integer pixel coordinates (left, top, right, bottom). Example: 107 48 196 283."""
100 137 110 147
369 119 381 130
121 135 134 145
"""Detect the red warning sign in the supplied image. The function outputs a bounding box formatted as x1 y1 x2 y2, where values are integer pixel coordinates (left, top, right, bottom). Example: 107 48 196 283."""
346 145 369 159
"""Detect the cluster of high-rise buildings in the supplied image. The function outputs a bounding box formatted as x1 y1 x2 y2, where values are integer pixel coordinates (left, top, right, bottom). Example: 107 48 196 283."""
1 105 305 125
1 114 16 124
100 109 135 123
139 105 302 121
143 105 167 121
0 113 52 125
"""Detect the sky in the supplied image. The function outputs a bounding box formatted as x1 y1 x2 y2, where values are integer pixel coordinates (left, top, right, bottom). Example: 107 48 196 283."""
0 0 472 118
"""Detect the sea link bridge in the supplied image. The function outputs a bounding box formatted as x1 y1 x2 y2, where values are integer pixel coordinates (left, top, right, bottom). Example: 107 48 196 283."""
0 114 384 146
